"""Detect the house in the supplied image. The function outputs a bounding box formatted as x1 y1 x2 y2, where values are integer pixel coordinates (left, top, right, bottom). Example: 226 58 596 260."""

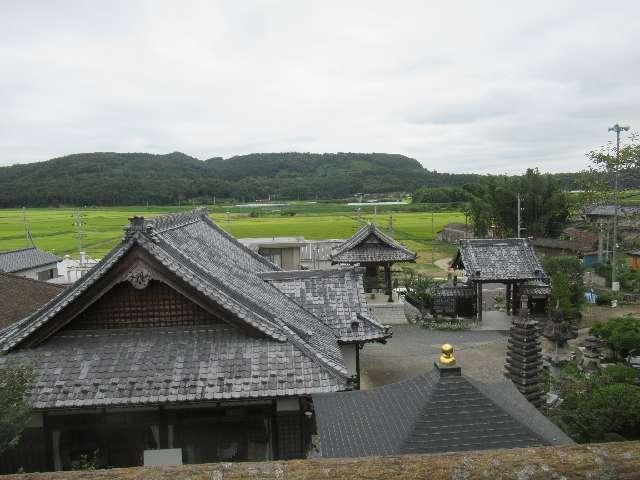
529 238 586 257
313 344 572 458
438 222 473 244
584 204 640 220
0 247 61 281
0 273 66 329
238 237 307 270
300 240 343 270
331 223 417 301
452 238 549 319
0 208 388 473
562 226 598 249
52 252 100 285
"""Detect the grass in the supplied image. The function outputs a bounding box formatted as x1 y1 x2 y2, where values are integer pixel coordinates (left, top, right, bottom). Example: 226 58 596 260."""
0 207 465 275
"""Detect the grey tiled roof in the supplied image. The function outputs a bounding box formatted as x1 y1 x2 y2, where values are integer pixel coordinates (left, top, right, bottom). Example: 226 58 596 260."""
261 268 391 343
519 280 552 296
0 208 354 407
0 247 61 273
313 366 572 458
452 238 547 282
331 223 417 264
0 325 345 410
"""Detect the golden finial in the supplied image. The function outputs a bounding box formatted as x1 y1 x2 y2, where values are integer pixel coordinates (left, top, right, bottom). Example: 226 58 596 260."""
439 343 456 366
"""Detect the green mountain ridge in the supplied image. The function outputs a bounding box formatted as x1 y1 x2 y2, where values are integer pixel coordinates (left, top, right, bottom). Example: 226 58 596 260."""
0 151 487 207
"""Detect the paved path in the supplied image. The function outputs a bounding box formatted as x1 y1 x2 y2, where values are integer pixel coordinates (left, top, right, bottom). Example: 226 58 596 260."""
360 324 507 389
369 303 407 325
434 257 452 272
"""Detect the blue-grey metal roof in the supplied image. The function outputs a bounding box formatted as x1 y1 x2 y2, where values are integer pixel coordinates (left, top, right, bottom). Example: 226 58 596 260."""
313 366 572 458
0 247 61 273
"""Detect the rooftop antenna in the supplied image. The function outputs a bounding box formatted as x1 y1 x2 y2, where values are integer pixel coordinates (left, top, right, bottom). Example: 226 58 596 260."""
22 207 35 248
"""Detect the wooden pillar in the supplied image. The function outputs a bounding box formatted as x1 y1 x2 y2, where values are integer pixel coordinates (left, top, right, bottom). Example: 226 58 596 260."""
476 281 483 321
385 263 393 302
43 413 54 472
506 283 512 315
159 407 168 449
512 283 519 316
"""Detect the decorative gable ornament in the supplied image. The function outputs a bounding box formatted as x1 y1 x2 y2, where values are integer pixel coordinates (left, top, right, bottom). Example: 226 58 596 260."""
124 263 156 289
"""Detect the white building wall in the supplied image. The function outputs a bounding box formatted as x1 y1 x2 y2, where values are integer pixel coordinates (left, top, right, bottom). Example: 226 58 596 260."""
339 344 358 378
13 263 58 280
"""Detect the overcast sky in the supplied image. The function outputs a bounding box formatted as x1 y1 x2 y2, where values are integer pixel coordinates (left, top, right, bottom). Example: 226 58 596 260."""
1 1 639 173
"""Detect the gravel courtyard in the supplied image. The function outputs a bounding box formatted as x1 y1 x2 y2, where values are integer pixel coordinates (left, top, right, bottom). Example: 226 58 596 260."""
360 324 508 389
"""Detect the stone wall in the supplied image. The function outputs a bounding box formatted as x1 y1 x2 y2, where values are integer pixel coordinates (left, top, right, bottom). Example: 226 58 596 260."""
3 442 639 480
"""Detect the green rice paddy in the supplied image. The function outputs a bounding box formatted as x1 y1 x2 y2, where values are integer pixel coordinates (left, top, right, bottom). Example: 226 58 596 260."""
0 205 465 273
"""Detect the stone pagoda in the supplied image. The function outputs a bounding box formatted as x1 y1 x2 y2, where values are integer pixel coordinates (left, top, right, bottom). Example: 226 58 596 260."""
505 297 544 408
580 335 601 372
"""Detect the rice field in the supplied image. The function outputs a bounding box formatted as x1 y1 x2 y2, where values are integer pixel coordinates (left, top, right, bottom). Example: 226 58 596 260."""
0 206 465 272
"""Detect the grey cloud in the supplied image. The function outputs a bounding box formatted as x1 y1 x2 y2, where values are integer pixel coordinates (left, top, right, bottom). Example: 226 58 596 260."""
1 1 640 174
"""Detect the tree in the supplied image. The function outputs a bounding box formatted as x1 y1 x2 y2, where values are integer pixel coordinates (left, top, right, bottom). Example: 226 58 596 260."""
465 169 570 238
551 362 640 441
543 256 585 318
578 131 640 238
591 315 640 358
0 362 34 454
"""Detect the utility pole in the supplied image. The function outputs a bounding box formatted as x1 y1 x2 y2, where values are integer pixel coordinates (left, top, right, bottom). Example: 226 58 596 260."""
608 123 629 305
431 211 435 263
73 209 85 255
22 207 35 248
517 193 522 238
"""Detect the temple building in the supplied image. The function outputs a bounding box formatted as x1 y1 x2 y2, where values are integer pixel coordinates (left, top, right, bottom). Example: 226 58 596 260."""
331 223 416 301
313 344 571 457
451 238 550 320
0 208 388 473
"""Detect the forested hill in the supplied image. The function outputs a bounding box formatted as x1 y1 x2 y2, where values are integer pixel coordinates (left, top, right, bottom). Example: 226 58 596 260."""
0 152 483 207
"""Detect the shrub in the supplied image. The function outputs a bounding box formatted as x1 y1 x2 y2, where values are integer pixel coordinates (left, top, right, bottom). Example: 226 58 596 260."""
591 315 640 357
550 362 640 441
402 270 442 312
0 361 34 454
